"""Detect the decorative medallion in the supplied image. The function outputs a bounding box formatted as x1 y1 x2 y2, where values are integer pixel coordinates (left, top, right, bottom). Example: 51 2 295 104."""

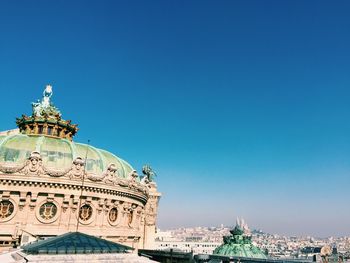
0 200 14 219
109 208 118 223
39 202 58 220
79 204 93 222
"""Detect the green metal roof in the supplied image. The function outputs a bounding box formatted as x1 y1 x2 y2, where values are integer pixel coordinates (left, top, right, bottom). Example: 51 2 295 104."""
214 225 267 259
0 134 134 178
22 232 133 255
214 242 267 259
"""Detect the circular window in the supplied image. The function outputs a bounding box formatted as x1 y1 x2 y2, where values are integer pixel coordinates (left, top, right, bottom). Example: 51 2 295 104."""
36 200 60 224
39 202 57 220
0 200 14 220
79 204 93 222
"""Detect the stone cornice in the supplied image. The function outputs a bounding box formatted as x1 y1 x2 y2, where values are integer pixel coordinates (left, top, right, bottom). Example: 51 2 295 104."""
0 174 149 205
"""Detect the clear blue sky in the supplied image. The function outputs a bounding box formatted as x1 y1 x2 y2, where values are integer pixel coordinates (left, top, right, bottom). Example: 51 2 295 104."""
0 1 349 237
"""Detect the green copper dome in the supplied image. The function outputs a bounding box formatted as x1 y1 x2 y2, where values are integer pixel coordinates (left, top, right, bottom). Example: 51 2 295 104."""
214 220 267 259
0 133 133 178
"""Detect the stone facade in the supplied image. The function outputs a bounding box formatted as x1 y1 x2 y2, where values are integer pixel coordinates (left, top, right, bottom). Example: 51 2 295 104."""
0 86 161 252
0 144 161 252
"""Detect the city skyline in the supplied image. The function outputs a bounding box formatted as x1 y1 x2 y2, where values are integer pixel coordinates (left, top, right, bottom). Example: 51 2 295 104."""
0 1 349 237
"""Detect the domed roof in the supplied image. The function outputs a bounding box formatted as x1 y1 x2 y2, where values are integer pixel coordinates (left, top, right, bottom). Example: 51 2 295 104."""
0 133 134 178
0 85 137 179
214 219 267 259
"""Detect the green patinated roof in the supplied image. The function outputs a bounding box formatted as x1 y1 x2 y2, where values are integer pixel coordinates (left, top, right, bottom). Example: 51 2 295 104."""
214 242 267 259
0 133 134 178
22 232 133 255
214 225 267 259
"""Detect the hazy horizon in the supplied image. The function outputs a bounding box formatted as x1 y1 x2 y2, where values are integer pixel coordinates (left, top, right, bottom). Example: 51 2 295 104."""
156 222 349 239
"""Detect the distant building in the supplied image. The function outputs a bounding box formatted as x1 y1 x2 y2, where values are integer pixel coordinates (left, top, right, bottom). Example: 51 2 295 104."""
213 218 267 259
156 240 221 254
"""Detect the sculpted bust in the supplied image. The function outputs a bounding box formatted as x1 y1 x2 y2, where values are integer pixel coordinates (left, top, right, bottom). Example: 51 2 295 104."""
128 170 139 188
68 157 85 179
104 163 118 184
23 151 43 176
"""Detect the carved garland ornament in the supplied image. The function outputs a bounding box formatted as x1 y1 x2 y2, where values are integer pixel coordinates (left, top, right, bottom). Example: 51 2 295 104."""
0 152 149 195
0 163 26 174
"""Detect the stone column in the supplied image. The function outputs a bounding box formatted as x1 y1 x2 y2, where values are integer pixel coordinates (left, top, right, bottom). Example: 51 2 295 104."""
58 194 71 231
143 182 161 249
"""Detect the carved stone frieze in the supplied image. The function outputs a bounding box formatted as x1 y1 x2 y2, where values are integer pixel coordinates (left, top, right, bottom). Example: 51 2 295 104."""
134 206 143 229
116 179 129 188
144 195 160 226
145 211 157 226
0 153 148 195
128 204 138 228
127 170 149 194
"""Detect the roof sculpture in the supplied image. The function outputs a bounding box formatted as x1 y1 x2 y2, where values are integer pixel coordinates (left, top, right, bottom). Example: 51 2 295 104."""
213 218 267 259
16 85 78 140
32 85 61 119
141 165 157 184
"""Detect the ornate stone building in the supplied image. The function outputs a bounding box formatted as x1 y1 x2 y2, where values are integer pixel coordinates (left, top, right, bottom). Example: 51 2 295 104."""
0 86 161 252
